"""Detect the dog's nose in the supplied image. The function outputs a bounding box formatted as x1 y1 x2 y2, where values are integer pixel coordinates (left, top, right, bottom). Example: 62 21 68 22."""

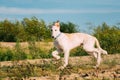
52 36 54 38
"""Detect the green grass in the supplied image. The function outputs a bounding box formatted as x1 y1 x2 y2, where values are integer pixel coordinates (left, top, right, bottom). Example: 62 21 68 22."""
0 41 54 61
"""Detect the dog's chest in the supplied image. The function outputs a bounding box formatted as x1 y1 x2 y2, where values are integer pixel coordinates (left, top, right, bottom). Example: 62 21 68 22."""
54 41 62 48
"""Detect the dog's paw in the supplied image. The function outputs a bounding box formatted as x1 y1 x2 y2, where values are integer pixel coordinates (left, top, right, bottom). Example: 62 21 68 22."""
93 66 99 69
103 50 108 55
58 66 65 70
93 66 97 69
56 56 60 60
53 56 60 60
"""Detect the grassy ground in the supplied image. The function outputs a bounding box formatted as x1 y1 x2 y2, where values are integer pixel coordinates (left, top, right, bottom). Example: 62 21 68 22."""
0 42 53 53
0 54 120 80
0 42 120 80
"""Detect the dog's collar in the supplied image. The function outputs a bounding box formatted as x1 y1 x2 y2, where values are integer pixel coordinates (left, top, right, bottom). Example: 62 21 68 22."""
55 33 62 40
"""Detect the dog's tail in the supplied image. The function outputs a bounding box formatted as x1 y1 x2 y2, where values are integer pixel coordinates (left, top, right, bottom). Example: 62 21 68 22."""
95 37 108 55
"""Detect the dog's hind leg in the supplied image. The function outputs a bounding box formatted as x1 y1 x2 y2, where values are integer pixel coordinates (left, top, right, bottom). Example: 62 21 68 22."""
91 48 102 68
93 52 98 59
84 46 102 68
96 52 102 67
83 39 102 68
91 49 102 68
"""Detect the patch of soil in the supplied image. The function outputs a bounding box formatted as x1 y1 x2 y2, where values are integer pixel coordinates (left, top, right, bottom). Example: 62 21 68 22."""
0 54 120 80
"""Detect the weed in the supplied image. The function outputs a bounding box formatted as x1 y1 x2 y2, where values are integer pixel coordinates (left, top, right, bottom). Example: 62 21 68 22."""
103 59 118 67
70 47 88 56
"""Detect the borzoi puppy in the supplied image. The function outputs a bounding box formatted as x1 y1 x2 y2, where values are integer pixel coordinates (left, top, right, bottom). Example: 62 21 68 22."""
51 21 107 69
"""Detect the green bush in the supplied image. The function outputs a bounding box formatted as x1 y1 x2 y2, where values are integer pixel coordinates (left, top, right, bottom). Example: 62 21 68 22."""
93 23 120 54
70 47 88 56
60 22 79 33
0 17 51 42
0 49 13 61
0 42 27 61
13 42 27 60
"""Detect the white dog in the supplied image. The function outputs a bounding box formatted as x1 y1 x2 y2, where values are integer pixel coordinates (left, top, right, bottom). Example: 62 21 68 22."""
51 21 107 69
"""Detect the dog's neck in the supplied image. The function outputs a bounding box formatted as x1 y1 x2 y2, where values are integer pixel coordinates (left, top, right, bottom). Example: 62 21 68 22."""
54 32 62 40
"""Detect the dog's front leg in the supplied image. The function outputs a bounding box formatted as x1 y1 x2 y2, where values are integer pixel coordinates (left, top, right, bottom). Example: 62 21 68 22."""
59 50 70 69
64 50 70 67
52 50 60 60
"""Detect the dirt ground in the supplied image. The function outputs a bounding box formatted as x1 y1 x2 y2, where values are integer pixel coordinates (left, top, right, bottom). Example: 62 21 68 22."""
0 42 53 49
0 54 120 80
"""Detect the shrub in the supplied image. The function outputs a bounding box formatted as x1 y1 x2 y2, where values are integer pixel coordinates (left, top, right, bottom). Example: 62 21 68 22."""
60 22 79 33
13 41 27 60
28 41 52 59
70 47 88 56
93 23 120 54
0 49 13 61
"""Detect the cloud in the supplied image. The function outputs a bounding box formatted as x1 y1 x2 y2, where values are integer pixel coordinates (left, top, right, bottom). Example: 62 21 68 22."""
0 7 77 14
0 6 120 15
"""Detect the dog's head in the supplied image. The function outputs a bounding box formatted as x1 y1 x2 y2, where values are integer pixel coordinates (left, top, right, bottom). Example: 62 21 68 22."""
51 21 61 39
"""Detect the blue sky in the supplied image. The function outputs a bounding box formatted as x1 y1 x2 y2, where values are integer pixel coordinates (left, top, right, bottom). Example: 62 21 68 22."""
0 0 120 32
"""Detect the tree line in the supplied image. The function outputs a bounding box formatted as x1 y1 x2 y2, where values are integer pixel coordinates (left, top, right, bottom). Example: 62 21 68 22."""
0 17 51 42
0 17 79 42
0 17 120 54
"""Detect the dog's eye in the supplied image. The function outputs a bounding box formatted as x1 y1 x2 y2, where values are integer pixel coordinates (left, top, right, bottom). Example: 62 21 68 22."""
55 29 57 31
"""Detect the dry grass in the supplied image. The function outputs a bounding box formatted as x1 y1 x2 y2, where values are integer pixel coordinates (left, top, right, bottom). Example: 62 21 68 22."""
0 42 53 53
0 54 120 80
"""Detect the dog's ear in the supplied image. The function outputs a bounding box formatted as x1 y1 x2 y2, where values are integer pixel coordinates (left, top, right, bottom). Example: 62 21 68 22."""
54 20 60 27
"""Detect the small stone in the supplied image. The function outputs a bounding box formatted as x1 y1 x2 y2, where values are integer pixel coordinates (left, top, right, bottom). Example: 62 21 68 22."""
101 70 106 73
115 69 120 74
81 73 89 77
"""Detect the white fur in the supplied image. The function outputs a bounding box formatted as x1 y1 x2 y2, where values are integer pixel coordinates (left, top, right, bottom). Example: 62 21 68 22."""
51 22 107 69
